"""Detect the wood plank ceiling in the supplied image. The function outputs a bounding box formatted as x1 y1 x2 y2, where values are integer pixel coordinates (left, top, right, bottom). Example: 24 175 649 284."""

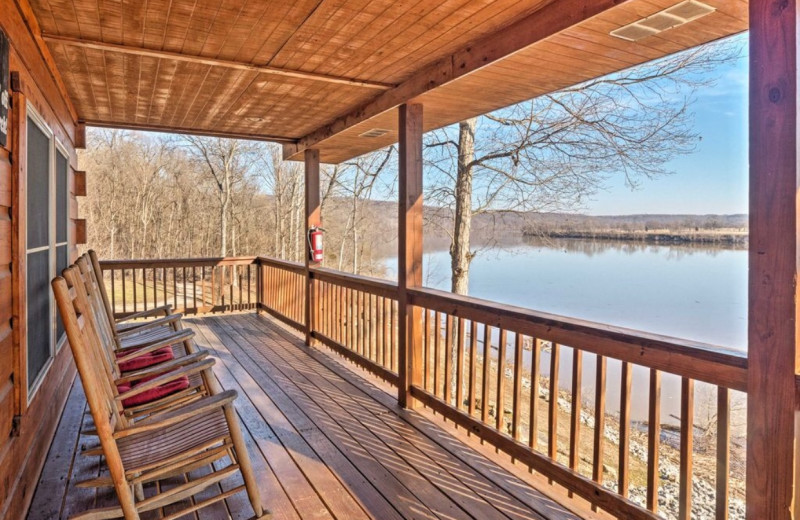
27 0 748 163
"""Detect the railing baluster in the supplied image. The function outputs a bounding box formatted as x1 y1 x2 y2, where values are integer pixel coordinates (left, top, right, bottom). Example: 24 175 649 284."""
201 266 206 308
569 348 583 473
133 268 138 313
647 368 662 512
619 361 632 498
142 268 147 311
229 266 234 311
512 333 523 440
237 267 242 310
592 355 607 491
482 324 492 424
334 284 341 343
496 329 507 432
444 315 453 405
469 320 478 418
110 269 116 312
346 287 352 350
185 266 189 312
211 266 216 309
369 293 376 361
422 309 430 390
529 338 541 451
122 269 127 313
456 318 465 411
193 266 198 310
679 377 695 520
716 386 730 520
377 296 384 367
548 342 560 461
383 297 391 369
152 267 157 309
434 311 442 397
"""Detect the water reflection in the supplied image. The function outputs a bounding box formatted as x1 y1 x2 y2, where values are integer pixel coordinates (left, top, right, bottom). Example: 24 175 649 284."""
520 235 746 258
388 236 748 350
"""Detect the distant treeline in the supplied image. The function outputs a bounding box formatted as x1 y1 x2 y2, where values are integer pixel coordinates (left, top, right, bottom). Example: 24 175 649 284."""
517 213 748 244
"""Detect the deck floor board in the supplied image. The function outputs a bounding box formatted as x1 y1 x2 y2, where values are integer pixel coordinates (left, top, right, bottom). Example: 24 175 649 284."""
27 313 589 520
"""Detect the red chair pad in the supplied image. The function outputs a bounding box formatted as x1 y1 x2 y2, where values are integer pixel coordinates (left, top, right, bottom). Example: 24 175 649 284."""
116 346 175 372
117 374 190 408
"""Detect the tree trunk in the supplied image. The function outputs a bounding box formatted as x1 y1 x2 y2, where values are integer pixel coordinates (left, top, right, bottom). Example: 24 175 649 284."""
451 118 476 296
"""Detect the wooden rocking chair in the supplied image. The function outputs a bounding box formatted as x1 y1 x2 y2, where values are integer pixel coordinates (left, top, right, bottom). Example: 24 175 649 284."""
77 254 197 355
71 257 217 422
88 249 178 331
53 265 269 519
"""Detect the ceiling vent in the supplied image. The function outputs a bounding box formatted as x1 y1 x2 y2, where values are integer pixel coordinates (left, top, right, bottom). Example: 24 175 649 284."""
359 128 390 138
610 1 716 42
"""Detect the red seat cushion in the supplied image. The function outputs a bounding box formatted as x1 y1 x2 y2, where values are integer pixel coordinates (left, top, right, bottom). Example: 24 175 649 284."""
117 374 190 408
116 346 175 372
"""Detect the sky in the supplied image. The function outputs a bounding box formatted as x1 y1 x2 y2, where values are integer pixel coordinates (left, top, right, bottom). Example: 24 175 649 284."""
585 36 749 216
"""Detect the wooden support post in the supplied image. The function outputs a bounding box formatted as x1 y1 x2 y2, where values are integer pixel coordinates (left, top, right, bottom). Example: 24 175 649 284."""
304 149 321 346
398 103 423 409
748 2 800 519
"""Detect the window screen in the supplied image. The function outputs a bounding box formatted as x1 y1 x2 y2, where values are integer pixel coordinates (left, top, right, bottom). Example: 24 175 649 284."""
26 116 53 389
26 250 51 385
27 118 50 249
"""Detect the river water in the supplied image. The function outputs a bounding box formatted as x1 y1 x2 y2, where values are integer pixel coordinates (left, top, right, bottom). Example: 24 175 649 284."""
385 237 748 424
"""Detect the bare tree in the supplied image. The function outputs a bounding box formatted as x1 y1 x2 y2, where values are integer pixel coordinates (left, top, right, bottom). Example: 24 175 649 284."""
183 136 259 257
425 38 743 295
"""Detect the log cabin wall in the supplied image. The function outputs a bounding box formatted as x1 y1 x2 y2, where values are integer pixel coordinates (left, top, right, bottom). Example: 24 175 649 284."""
0 1 80 518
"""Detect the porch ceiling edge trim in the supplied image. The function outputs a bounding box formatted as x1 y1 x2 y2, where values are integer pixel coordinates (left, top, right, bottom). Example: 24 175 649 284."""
85 120 297 144
42 34 395 91
282 0 631 162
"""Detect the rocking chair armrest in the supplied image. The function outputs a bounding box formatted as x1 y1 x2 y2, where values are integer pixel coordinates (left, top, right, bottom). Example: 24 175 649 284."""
115 358 215 404
115 351 210 384
116 305 174 326
115 389 238 439
117 314 184 338
115 329 195 364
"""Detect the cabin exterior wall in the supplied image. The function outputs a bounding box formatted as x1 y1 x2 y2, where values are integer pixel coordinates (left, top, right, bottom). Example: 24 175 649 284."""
0 1 79 518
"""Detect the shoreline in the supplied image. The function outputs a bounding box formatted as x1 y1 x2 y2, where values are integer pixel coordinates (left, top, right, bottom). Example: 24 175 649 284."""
524 229 748 245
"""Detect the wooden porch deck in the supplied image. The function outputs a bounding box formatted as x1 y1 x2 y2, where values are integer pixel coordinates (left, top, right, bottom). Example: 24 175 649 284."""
26 313 588 520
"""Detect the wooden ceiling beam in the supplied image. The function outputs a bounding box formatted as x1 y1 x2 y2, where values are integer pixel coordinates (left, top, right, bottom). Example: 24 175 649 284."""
84 120 298 144
42 34 395 91
283 0 631 162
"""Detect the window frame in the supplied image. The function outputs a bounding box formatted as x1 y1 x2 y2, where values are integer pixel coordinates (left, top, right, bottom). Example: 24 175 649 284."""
24 103 70 402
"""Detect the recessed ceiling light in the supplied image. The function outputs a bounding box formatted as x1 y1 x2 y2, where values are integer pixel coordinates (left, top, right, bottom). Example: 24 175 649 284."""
359 128 390 138
610 1 716 42
246 116 264 123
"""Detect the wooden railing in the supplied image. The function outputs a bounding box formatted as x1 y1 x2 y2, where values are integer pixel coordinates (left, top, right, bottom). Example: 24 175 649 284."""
257 257 305 330
407 288 745 520
100 255 747 520
99 257 259 316
310 268 399 385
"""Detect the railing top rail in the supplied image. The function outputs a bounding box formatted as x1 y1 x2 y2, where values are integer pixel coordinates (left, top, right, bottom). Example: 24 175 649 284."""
408 286 748 392
311 267 398 298
257 256 306 273
99 256 260 269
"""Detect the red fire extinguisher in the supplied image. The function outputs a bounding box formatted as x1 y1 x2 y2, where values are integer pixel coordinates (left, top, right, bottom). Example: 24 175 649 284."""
308 226 324 263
